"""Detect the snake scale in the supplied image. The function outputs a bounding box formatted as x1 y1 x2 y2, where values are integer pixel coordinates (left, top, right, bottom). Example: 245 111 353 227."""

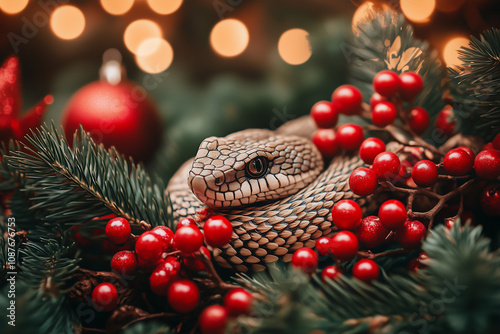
167 116 367 272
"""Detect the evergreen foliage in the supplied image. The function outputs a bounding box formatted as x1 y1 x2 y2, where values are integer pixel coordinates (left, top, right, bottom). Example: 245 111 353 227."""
449 28 500 139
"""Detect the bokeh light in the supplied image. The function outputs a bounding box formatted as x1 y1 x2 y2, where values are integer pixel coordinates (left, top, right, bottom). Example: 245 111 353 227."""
50 6 86 40
100 0 134 15
0 0 29 14
124 20 162 55
135 38 174 73
443 37 469 68
352 1 391 35
210 19 249 57
436 0 465 13
147 0 182 15
278 29 312 65
400 0 435 23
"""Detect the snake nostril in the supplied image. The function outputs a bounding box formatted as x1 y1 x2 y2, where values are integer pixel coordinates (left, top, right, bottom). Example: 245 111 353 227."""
214 176 224 186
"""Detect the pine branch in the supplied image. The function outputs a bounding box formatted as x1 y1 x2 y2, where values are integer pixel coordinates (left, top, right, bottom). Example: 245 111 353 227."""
449 28 500 138
120 320 172 334
7 123 173 232
348 10 445 126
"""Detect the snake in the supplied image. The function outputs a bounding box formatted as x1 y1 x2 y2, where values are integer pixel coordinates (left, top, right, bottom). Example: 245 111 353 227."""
167 116 367 272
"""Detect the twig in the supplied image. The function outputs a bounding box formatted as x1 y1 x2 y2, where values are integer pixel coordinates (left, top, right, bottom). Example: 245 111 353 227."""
196 251 239 291
358 248 407 259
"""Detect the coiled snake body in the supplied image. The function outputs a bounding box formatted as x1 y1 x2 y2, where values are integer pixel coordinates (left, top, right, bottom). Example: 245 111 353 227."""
167 117 366 272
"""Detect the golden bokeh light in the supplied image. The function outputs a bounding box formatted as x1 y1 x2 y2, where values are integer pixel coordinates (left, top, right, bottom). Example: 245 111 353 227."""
352 1 391 35
210 19 249 57
436 0 465 13
278 28 312 65
124 20 162 55
50 6 85 40
147 0 182 15
400 0 435 23
135 38 174 73
0 0 29 14
443 37 469 68
100 0 134 15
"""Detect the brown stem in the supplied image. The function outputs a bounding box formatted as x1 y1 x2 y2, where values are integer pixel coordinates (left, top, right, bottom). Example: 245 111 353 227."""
357 248 407 259
196 251 238 291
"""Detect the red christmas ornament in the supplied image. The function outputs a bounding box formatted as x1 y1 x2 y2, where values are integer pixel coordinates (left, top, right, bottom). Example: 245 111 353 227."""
199 305 228 334
353 259 380 282
310 101 339 128
349 167 378 196
336 124 365 151
359 137 386 165
312 128 340 158
224 288 253 316
203 215 233 248
356 216 388 249
168 280 200 313
92 283 119 312
330 231 359 261
0 56 52 144
315 236 331 256
62 54 163 163
291 247 318 274
372 101 397 127
321 265 342 282
331 199 363 230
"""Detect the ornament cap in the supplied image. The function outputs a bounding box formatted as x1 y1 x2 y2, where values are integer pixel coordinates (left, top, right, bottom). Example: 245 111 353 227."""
99 48 126 85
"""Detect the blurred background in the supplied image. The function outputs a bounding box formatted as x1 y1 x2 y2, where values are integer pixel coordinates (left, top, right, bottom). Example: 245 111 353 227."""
1 0 499 180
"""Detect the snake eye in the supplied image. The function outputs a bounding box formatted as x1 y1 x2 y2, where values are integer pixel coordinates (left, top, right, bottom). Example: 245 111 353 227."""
245 157 268 178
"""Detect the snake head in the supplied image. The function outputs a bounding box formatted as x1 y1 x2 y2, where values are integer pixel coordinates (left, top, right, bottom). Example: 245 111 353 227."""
188 129 324 208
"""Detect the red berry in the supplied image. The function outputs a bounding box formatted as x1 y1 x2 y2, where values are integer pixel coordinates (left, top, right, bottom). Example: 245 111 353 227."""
150 260 179 296
312 128 340 158
408 252 428 273
291 247 318 274
399 72 423 101
330 231 359 261
151 226 174 249
336 124 365 151
435 106 457 137
315 237 331 256
474 149 500 180
395 220 426 249
135 232 164 263
372 151 401 180
167 280 200 313
111 250 138 276
183 246 211 272
331 199 363 230
353 259 380 282
92 283 118 312
176 217 197 231
359 137 386 165
443 148 474 176
321 265 342 282
349 167 378 196
373 70 400 97
224 288 253 316
378 200 407 230
356 216 388 249
480 184 500 216
174 225 204 254
199 305 228 334
372 101 397 127
370 93 387 109
411 160 438 187
105 217 131 245
409 107 430 135
493 133 500 150
456 146 475 160
310 101 339 128
331 85 363 115
204 215 233 248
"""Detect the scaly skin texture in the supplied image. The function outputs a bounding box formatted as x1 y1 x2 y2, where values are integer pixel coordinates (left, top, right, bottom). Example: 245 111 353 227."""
167 117 366 272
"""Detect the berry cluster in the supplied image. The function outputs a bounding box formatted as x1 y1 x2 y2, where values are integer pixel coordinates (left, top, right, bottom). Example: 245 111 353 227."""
301 70 500 283
88 215 252 334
